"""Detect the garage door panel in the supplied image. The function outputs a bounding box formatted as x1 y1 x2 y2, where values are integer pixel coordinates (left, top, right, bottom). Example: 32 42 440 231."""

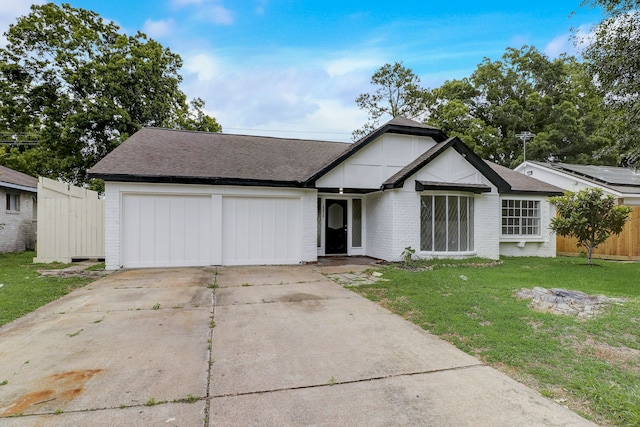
122 194 213 268
222 197 300 265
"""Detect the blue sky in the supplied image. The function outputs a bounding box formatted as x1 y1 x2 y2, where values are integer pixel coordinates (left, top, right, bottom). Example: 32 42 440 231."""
2 1 604 141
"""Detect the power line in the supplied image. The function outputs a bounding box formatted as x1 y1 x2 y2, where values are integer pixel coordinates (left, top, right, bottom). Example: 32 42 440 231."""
225 127 351 135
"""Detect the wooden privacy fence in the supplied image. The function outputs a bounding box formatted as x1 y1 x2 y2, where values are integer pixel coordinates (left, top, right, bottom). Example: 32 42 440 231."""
33 177 105 263
556 206 640 261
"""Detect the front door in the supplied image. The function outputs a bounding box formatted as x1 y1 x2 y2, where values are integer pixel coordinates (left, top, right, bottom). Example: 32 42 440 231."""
325 199 347 254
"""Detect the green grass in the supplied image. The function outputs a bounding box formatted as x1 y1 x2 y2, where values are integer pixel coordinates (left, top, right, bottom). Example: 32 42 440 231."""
0 251 95 327
351 257 640 426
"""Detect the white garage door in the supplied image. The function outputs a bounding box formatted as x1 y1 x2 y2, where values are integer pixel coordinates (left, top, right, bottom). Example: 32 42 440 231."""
222 197 300 265
122 194 213 268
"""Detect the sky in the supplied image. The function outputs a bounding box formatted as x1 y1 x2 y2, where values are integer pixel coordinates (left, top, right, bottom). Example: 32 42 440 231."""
1 1 604 142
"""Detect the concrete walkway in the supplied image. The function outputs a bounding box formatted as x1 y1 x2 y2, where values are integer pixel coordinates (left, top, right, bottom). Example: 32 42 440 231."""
0 265 596 426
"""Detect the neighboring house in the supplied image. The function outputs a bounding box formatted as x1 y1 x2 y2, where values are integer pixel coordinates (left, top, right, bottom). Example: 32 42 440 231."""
89 117 563 270
515 161 640 205
0 165 37 253
515 161 640 260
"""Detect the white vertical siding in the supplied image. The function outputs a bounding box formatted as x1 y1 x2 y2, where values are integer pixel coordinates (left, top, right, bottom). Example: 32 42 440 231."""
104 182 315 269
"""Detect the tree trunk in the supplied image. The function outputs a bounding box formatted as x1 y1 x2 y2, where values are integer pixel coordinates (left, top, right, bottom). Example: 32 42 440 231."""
587 246 593 265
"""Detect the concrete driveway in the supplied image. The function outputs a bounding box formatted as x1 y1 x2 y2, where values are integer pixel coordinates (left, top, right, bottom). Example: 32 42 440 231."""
0 268 214 426
0 265 595 426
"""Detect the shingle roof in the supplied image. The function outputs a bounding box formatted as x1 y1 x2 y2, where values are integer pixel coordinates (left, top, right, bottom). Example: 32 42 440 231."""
0 165 38 192
88 119 564 196
89 128 350 186
485 161 564 195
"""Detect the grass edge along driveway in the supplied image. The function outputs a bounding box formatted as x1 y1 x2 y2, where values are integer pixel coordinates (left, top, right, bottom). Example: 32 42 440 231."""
0 251 97 327
350 257 640 427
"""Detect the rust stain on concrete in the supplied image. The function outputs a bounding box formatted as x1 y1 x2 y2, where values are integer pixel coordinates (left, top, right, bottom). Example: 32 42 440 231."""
1 369 102 416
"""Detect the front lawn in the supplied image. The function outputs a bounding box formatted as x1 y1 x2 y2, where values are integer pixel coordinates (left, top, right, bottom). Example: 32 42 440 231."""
0 251 95 327
352 257 640 427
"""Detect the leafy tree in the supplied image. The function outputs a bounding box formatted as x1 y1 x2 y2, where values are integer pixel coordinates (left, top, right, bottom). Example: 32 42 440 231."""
550 188 632 265
355 47 614 166
0 3 220 185
353 62 427 140
424 46 615 167
581 1 640 167
582 0 639 13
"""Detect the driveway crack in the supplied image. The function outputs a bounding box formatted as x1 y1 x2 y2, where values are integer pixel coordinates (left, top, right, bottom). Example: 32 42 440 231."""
203 267 218 426
208 363 485 399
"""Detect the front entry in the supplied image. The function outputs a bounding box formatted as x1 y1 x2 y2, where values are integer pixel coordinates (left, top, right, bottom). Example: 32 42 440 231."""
325 199 347 254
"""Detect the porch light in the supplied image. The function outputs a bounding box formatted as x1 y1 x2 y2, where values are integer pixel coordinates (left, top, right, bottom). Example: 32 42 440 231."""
339 187 343 194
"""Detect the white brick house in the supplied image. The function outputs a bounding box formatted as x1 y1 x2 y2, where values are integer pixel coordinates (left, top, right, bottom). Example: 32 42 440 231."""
0 166 37 253
90 118 562 269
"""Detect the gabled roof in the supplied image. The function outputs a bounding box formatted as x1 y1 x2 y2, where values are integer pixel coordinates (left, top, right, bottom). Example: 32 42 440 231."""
382 136 510 191
88 119 563 195
528 161 640 194
89 128 349 186
0 165 38 192
382 137 562 195
305 117 448 185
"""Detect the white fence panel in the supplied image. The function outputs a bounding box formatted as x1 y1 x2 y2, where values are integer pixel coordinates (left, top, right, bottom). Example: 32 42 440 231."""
33 178 105 263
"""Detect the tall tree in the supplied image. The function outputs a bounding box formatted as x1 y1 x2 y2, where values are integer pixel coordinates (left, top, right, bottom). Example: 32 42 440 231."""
550 188 632 265
0 3 220 185
353 62 427 140
581 1 640 166
424 46 614 167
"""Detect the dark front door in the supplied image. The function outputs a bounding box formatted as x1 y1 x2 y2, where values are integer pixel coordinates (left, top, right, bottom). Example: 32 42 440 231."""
325 199 347 254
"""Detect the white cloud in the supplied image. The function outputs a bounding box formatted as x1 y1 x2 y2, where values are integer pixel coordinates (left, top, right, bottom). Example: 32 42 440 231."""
325 56 382 77
210 5 233 25
143 18 175 39
172 0 203 7
255 0 267 15
0 1 44 47
545 23 598 58
184 53 221 81
180 50 372 140
544 33 572 57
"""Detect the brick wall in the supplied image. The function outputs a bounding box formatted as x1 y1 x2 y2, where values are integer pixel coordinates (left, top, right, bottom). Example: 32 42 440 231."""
474 193 501 259
390 189 420 262
365 191 395 261
0 188 36 253
104 183 121 270
299 190 318 263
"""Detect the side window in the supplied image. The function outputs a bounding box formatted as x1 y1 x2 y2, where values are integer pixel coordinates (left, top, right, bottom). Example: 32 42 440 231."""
6 193 20 212
501 199 540 236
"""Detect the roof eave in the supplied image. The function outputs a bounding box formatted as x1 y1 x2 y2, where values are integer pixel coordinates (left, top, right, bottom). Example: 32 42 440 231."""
89 173 305 188
501 189 564 196
0 182 38 193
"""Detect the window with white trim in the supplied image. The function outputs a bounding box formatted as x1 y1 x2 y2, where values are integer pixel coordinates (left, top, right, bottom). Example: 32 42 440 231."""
6 193 20 212
421 195 474 252
501 199 540 235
